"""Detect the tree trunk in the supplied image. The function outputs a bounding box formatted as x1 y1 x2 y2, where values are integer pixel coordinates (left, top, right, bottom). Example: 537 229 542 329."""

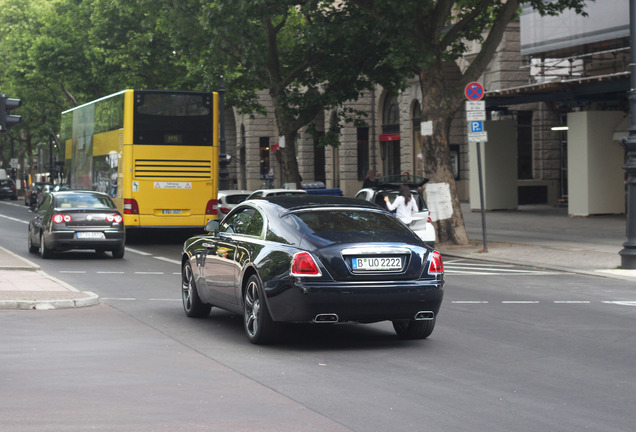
280 130 302 188
418 64 470 245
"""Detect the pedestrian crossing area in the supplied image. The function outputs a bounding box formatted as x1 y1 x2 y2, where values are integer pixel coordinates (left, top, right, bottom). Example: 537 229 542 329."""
443 258 561 276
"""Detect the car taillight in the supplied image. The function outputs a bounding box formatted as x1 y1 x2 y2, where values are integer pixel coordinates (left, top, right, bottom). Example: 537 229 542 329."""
52 214 72 223
291 252 322 277
427 216 432 224
106 214 123 223
206 199 218 215
124 198 139 214
428 250 444 274
220 206 231 214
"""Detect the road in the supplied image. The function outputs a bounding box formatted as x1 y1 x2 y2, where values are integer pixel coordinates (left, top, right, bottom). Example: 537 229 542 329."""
1 199 635 432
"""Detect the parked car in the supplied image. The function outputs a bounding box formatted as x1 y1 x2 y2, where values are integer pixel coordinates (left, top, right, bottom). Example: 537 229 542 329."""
27 190 126 258
245 188 307 200
0 178 18 200
24 182 52 207
218 190 252 215
355 175 436 247
181 195 444 344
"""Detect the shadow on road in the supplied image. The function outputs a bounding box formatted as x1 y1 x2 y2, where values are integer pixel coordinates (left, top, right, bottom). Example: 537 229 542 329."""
125 228 205 246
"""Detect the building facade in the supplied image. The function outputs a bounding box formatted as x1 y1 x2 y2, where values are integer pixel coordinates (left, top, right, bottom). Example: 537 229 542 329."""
223 0 630 218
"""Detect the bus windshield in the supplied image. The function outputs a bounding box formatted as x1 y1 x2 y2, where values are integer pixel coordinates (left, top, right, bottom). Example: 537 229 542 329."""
134 91 213 145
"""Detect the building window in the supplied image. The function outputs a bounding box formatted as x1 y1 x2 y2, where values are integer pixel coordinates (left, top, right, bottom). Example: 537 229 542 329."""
382 95 401 176
517 111 533 179
357 127 369 180
259 137 270 181
412 102 422 177
314 132 326 183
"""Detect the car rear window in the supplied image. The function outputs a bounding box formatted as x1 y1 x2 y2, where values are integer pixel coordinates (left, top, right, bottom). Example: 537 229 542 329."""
290 209 419 244
55 194 116 209
225 194 249 205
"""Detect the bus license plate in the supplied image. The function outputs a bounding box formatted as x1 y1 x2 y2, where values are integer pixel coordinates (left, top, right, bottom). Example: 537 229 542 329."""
77 232 105 239
352 257 402 271
162 209 182 214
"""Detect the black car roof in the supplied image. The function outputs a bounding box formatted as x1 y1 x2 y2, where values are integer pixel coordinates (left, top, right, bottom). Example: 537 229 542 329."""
258 195 383 212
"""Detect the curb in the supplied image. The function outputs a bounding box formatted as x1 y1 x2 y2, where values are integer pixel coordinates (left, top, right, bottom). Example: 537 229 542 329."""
0 246 100 310
0 292 100 310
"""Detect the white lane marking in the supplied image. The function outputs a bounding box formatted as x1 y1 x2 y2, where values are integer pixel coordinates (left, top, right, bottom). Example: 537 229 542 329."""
445 271 502 275
0 213 29 224
602 301 636 307
154 256 180 265
134 271 164 275
173 272 180 275
59 270 86 274
554 301 591 304
445 269 560 276
101 298 136 301
446 261 516 267
452 301 489 304
124 247 152 256
96 271 125 274
501 301 540 304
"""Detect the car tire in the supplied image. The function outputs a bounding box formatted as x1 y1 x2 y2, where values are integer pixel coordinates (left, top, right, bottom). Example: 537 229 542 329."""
111 246 125 259
243 274 282 345
39 232 51 259
392 317 436 340
181 261 211 318
27 230 37 253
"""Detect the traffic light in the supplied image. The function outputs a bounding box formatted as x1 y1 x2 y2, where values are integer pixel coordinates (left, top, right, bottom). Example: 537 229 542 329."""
0 94 22 132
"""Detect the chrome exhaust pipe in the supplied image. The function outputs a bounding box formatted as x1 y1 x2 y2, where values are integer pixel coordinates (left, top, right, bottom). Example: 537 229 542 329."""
414 311 435 321
314 313 339 323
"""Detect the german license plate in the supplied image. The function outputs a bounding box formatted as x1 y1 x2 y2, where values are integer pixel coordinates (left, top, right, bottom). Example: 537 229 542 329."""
352 257 402 271
162 209 182 214
76 232 105 239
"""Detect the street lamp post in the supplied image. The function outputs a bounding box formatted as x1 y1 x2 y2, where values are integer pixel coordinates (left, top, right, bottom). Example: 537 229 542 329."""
620 0 636 269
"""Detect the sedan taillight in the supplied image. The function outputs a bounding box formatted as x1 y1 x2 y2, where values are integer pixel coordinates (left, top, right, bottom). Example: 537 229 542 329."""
428 251 444 274
106 214 123 223
291 252 322 277
52 214 72 223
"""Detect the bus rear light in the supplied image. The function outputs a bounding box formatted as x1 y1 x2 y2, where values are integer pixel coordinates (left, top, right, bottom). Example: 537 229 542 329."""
205 199 218 215
124 199 139 215
428 251 444 274
52 214 72 223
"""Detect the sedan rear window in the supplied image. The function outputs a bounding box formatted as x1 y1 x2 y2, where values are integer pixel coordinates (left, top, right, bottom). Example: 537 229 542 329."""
54 194 115 209
291 210 419 244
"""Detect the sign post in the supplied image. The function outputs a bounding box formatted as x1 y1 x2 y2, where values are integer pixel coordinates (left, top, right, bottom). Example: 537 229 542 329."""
465 82 488 252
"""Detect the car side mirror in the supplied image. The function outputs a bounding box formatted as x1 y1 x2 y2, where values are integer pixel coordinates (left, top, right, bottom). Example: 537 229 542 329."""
204 219 220 234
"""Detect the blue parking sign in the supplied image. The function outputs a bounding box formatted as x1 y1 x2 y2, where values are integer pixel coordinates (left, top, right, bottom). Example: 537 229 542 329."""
470 121 483 132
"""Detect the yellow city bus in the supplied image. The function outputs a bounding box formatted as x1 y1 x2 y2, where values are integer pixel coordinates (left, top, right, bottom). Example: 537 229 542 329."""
60 89 219 229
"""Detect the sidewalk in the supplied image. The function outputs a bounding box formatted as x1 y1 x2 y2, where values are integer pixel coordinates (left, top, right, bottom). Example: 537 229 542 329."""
439 203 636 282
0 246 98 310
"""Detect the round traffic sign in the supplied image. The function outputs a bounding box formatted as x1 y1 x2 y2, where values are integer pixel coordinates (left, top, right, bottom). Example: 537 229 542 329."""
465 82 485 101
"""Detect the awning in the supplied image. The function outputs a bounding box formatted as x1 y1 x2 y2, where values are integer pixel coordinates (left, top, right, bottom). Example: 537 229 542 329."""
379 133 401 142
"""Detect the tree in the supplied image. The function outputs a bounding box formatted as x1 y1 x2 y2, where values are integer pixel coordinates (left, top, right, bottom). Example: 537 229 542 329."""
156 0 407 186
0 0 196 181
348 0 587 244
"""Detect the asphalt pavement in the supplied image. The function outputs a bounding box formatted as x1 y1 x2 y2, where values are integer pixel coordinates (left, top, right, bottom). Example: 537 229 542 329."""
1 202 634 310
